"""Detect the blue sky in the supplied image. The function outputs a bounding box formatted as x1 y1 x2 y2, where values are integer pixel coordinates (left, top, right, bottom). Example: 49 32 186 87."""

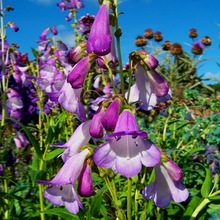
4 0 220 84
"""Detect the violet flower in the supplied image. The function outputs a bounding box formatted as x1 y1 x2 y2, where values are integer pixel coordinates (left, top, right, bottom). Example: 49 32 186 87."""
93 109 161 178
101 98 121 131
89 106 105 139
9 22 19 32
78 159 94 197
14 131 29 149
86 2 112 56
58 79 86 121
142 157 189 208
51 25 58 35
127 65 171 110
67 56 91 89
37 149 89 214
53 120 92 162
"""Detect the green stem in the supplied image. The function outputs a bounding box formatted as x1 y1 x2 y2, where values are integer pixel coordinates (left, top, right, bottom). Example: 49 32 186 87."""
190 198 210 220
113 0 124 95
127 178 132 220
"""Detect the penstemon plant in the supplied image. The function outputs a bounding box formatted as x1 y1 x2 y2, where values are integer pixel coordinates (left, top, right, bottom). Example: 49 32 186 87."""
0 0 219 219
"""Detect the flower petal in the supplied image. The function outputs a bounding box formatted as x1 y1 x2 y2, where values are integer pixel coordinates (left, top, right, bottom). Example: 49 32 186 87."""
116 156 142 178
93 142 116 168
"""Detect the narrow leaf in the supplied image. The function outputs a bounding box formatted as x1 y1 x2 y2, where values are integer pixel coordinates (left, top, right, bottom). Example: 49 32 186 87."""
201 168 212 198
44 148 64 161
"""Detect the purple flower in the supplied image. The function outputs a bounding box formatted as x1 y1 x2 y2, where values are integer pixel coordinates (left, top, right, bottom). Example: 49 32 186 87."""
51 25 58 35
67 56 90 89
86 3 112 56
93 109 161 178
14 131 29 149
78 159 94 197
127 65 170 110
142 157 189 208
89 106 105 139
101 98 121 131
58 80 86 120
9 22 19 32
68 41 87 63
37 149 89 214
53 120 92 162
76 14 95 36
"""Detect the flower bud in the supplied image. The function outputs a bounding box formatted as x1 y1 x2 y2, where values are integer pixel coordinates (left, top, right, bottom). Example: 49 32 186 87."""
189 28 198 38
78 160 95 197
102 98 121 131
191 41 204 55
202 36 212 46
154 31 163 42
170 43 183 55
162 40 172 51
67 56 90 89
135 36 147 47
144 28 154 39
90 106 104 138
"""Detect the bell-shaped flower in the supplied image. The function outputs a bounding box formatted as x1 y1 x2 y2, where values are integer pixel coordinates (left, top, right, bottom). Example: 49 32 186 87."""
142 157 189 208
37 149 89 214
67 56 90 89
89 106 105 139
101 98 121 131
126 65 170 111
93 109 161 178
78 159 95 197
53 120 91 162
58 79 86 120
86 2 112 56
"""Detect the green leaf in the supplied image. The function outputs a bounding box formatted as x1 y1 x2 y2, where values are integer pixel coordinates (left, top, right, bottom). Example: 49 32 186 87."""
208 203 220 210
209 195 220 201
9 118 42 158
182 195 203 218
90 187 105 217
201 168 212 198
43 208 80 219
44 148 64 161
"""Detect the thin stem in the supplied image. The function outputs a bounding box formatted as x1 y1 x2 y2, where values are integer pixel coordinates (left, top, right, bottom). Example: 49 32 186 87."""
127 178 132 220
113 0 124 95
190 198 210 220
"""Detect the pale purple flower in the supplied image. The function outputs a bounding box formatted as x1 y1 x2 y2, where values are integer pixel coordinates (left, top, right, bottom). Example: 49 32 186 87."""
142 159 189 208
93 109 161 178
53 120 92 162
6 89 23 120
39 28 50 41
14 131 29 149
86 3 112 56
37 149 89 214
58 80 86 120
126 65 170 110
78 159 94 197
67 56 90 89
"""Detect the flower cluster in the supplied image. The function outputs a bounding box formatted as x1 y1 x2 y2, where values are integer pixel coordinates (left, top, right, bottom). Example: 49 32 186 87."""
36 0 189 214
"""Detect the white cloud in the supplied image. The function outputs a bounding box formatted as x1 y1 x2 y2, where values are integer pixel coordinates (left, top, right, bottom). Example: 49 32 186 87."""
56 31 76 48
29 0 57 6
